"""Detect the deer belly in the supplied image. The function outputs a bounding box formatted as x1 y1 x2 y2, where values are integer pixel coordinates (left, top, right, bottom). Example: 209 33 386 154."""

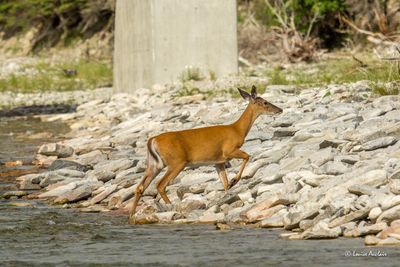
187 160 224 168
186 151 225 167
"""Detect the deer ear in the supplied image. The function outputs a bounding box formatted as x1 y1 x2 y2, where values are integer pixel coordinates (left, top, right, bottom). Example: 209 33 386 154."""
251 85 257 99
238 88 251 101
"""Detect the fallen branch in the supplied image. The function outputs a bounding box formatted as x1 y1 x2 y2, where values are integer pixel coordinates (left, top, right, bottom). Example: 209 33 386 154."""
341 15 385 38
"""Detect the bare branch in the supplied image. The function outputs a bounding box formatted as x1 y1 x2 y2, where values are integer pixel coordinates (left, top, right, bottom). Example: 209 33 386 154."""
264 0 288 30
341 15 387 39
306 11 319 39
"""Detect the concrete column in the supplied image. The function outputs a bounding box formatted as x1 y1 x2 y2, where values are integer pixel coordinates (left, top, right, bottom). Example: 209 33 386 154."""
114 0 238 93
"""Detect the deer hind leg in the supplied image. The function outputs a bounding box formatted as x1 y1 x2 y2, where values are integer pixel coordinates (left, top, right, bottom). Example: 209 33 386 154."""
226 149 249 189
129 155 163 221
156 162 186 204
215 163 229 191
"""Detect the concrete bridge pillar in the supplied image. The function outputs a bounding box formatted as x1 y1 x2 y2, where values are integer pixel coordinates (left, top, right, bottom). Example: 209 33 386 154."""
114 0 238 93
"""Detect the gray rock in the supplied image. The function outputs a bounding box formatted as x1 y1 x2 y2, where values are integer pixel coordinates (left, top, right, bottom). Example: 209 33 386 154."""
90 184 118 205
176 185 191 200
369 207 383 221
1 191 29 199
243 158 273 178
238 191 253 202
39 169 85 187
337 155 359 165
329 169 388 199
390 179 400 194
390 169 400 180
38 143 74 158
319 139 345 149
364 235 382 246
283 203 320 230
17 174 43 190
256 183 286 196
279 157 309 173
377 237 400 246
189 184 207 194
242 204 286 223
381 195 400 210
48 159 91 172
322 161 350 175
155 211 184 222
179 173 216 186
329 208 369 228
54 184 93 204
107 148 137 161
87 169 116 182
39 182 78 198
39 174 69 187
204 181 224 193
260 209 287 228
377 205 400 223
301 220 342 239
225 206 249 223
246 130 273 142
177 196 207 213
94 159 135 173
73 140 113 155
76 150 107 165
348 184 375 196
111 133 138 146
273 127 298 137
344 222 388 237
208 186 243 207
198 212 225 223
361 136 397 151
308 147 334 167
257 163 281 184
373 95 400 111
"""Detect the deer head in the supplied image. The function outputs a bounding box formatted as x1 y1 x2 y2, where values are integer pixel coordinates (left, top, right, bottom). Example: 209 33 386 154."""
238 85 282 115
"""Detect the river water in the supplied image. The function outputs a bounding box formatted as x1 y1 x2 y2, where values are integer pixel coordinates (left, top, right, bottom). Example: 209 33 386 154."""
1 117 399 267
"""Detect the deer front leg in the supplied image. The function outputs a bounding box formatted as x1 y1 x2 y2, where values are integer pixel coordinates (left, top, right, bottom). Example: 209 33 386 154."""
226 149 249 189
215 163 229 191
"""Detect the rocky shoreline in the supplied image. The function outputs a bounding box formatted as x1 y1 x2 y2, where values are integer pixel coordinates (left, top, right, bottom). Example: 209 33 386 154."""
5 81 400 246
0 87 113 111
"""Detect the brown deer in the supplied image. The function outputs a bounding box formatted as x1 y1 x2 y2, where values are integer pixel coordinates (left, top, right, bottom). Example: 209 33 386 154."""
129 85 282 222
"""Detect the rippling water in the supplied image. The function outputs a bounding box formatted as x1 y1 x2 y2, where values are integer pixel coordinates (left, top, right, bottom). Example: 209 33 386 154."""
0 116 68 163
1 117 399 267
0 116 69 193
1 203 400 267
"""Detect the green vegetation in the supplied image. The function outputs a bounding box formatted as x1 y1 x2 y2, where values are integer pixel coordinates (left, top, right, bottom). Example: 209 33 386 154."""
176 54 400 98
177 78 268 99
261 55 400 95
0 0 114 51
0 60 112 93
247 0 345 32
179 67 202 83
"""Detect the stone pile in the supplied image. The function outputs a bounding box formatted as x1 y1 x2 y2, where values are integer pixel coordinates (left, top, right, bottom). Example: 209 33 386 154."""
6 81 400 246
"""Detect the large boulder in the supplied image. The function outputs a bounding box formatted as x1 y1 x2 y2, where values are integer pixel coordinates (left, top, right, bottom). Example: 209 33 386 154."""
38 143 74 158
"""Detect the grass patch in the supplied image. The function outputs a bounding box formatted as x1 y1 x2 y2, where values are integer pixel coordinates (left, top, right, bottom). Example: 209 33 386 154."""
262 55 400 95
176 79 268 99
179 66 202 83
0 59 112 93
370 82 400 96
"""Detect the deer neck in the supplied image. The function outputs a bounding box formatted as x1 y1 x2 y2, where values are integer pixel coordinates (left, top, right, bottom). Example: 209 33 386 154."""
233 104 259 138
